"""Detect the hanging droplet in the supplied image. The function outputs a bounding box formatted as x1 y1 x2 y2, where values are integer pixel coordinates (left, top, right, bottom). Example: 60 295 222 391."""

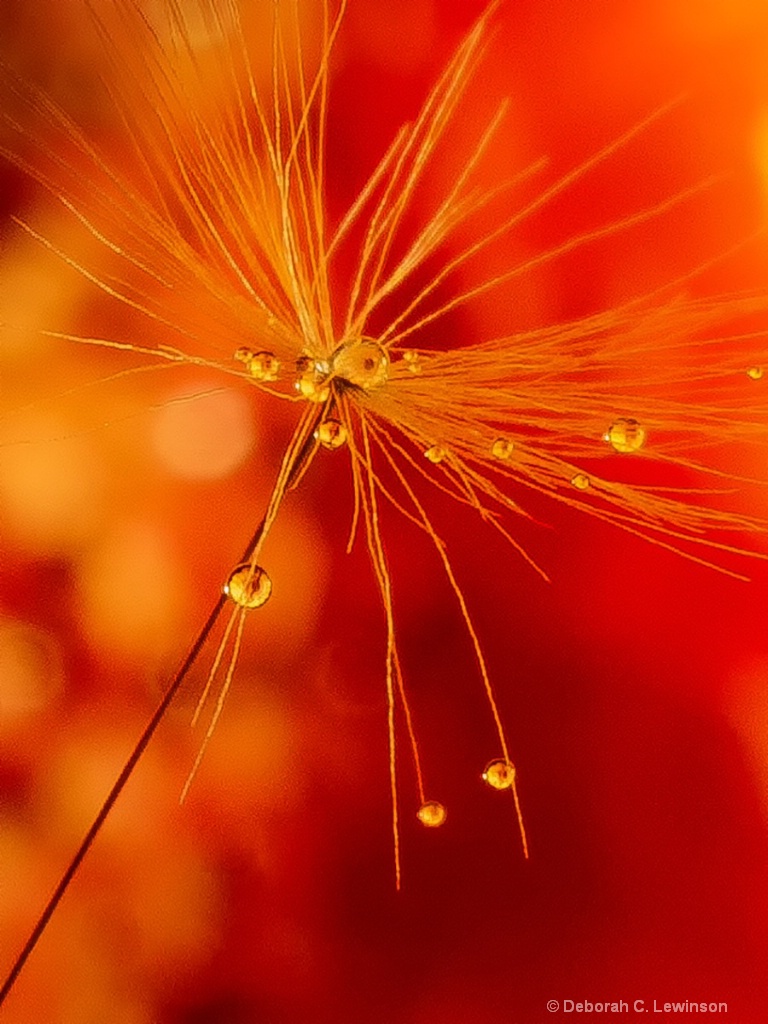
482 759 516 791
332 339 389 390
570 473 590 490
424 445 445 464
315 418 348 450
491 437 515 461
294 355 331 403
401 350 422 374
224 563 272 609
417 800 447 827
603 417 646 453
747 366 764 381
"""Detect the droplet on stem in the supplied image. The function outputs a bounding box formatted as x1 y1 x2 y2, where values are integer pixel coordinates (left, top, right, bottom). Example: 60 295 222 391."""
746 366 764 381
482 759 516 791
224 563 273 609
417 800 447 827
294 356 331 402
570 472 590 490
424 445 445 464
604 417 646 453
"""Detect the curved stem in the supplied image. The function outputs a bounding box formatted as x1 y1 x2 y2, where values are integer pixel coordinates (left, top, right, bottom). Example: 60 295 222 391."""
0 418 320 1007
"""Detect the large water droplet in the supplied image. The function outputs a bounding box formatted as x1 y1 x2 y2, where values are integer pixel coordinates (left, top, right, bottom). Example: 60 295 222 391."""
482 759 516 791
224 563 272 609
315 419 348 450
332 339 389 390
604 417 646 453
417 800 447 827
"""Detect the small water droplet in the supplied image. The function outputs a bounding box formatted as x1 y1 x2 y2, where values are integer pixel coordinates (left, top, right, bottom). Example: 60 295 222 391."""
402 350 422 374
424 445 445 464
604 417 646 453
417 800 447 827
332 339 389 390
482 759 516 791
570 473 590 490
315 419 348 450
247 351 280 382
234 346 254 364
492 437 515 460
224 563 272 609
747 366 764 381
294 356 330 402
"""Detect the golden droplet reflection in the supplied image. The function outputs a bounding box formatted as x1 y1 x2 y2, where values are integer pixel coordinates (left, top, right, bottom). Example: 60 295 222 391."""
491 437 515 461
234 348 280 382
482 759 516 791
416 801 447 827
424 445 445 464
224 563 273 609
570 472 590 490
332 339 389 390
314 419 348 450
294 356 331 403
604 417 646 453
746 366 764 381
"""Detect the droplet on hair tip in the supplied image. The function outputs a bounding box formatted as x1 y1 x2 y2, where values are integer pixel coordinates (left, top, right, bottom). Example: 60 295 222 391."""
603 417 646 453
491 437 515 460
747 366 764 380
424 445 446 464
224 563 273 609
315 419 348 450
570 472 590 490
482 760 516 791
417 801 447 827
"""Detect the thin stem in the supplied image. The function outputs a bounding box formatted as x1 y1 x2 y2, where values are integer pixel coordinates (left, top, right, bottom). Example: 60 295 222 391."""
0 418 319 1007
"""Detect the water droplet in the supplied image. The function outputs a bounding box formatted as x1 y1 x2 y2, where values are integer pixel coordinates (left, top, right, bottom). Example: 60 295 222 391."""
424 445 445 464
570 473 590 490
402 350 422 374
482 759 516 791
491 437 515 460
294 356 330 403
248 350 280 382
747 366 764 381
417 800 447 827
224 563 272 609
234 346 254 364
315 418 348 450
604 417 646 453
332 339 389 390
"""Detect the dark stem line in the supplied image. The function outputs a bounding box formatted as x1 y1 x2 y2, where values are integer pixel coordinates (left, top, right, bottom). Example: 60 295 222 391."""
0 420 320 1007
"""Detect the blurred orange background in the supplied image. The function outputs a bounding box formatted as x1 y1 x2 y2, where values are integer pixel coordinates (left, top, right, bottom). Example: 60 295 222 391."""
1 1 768 1021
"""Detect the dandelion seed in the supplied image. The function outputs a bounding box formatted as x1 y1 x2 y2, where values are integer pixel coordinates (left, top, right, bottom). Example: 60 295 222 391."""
1 0 767 1010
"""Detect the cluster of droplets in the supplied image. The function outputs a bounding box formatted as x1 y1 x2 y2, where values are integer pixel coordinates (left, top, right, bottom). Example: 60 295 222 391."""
235 346 281 382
